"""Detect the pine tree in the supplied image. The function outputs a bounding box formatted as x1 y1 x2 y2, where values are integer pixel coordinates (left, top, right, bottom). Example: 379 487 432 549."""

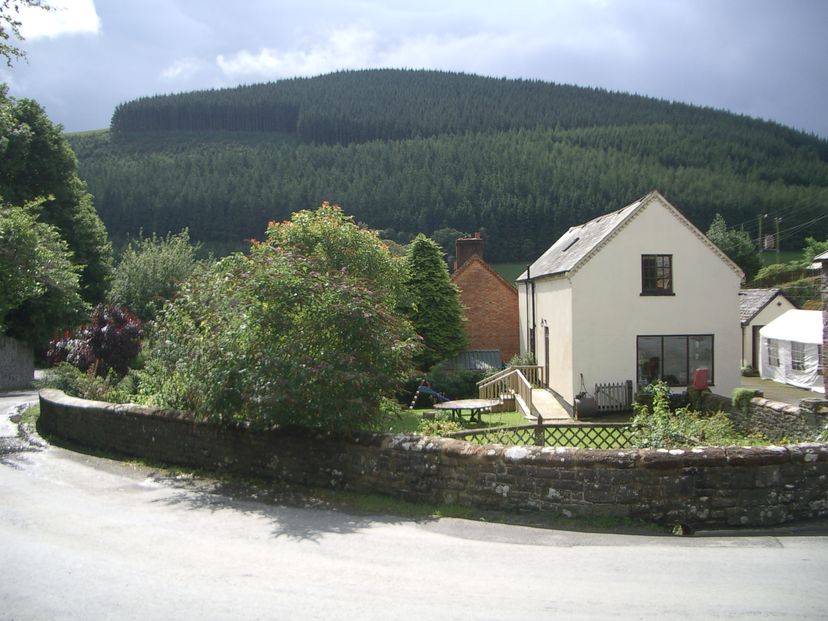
403 234 467 369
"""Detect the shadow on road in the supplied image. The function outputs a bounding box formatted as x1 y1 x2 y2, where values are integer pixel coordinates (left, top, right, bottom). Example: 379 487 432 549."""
148 472 429 542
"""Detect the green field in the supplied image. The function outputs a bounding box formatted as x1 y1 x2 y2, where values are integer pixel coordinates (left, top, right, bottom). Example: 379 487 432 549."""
490 262 526 285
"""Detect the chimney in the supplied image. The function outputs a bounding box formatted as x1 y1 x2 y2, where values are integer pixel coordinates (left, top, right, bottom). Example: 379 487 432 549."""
455 232 484 270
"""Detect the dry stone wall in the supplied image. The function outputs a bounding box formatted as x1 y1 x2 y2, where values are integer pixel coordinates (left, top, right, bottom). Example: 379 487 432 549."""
38 389 828 529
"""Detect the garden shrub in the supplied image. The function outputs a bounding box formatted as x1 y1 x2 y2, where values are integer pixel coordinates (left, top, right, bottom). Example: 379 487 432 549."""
138 206 418 434
108 229 201 322
632 381 766 448
426 359 486 400
418 417 462 437
47 304 143 377
732 387 761 414
35 362 136 403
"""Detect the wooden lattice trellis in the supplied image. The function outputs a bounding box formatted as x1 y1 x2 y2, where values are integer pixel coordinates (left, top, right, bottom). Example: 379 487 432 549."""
447 423 634 449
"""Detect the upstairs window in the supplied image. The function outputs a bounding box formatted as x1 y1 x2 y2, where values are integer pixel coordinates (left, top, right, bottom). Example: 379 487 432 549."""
641 254 673 295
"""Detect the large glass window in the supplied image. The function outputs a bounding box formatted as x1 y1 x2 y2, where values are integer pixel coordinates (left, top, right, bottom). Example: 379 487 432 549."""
791 341 806 371
637 335 714 387
641 255 673 295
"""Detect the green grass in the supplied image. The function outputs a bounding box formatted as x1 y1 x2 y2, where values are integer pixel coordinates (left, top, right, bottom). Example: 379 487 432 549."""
490 262 525 285
381 408 530 433
759 250 800 266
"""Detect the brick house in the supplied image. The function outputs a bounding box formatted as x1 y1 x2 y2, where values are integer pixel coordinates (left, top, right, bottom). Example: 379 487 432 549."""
450 234 520 365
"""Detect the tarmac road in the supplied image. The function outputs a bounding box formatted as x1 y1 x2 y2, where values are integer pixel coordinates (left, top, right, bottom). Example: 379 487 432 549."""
2 392 828 621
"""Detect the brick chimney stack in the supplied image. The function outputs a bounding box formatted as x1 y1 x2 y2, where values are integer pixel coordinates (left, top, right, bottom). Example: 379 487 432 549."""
455 232 484 271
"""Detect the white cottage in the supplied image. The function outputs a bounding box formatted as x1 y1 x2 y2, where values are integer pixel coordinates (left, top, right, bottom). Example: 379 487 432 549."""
739 288 796 370
517 191 744 412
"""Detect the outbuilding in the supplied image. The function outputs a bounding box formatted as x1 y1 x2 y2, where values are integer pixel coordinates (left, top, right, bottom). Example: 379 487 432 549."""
759 309 824 393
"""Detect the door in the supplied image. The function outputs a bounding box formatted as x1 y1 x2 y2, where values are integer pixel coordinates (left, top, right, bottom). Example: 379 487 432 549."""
752 325 763 370
544 326 550 388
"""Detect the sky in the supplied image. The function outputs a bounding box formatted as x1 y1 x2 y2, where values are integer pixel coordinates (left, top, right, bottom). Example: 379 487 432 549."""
2 0 827 138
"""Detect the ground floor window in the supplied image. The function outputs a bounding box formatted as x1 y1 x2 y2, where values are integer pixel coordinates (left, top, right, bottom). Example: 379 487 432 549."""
637 334 714 388
767 339 780 367
791 341 806 371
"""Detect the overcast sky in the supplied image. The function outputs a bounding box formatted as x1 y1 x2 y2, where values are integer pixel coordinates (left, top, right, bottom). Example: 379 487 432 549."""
3 0 826 138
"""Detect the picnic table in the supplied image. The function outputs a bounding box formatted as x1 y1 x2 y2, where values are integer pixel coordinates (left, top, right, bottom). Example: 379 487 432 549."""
433 398 501 423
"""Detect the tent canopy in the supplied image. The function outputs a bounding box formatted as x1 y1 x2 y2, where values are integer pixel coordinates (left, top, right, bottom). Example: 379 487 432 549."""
759 310 822 344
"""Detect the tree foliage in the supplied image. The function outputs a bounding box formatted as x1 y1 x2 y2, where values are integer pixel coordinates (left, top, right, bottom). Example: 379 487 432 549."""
0 85 113 303
108 229 200 322
403 234 466 369
71 71 828 264
138 207 418 432
0 0 50 66
262 202 407 307
0 198 85 344
705 214 761 281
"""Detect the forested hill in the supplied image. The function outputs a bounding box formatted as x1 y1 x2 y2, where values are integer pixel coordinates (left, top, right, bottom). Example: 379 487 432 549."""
71 69 828 262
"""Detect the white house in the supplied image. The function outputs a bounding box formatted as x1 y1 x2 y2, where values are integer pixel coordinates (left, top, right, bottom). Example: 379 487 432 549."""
517 190 744 412
739 288 796 370
759 309 824 393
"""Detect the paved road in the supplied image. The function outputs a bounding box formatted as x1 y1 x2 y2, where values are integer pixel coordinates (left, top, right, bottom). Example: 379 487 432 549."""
2 393 828 620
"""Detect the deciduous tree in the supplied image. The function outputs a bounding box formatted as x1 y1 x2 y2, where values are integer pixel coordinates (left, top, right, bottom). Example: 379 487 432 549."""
0 85 113 304
108 229 200 322
138 206 418 433
0 198 85 345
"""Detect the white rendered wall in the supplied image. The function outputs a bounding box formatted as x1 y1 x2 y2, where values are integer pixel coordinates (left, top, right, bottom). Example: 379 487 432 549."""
741 296 796 368
562 199 742 403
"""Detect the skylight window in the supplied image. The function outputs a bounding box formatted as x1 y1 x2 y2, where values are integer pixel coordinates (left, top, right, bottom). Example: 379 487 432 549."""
563 237 580 252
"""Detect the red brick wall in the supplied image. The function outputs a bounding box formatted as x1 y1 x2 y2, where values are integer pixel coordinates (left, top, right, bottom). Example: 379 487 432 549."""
452 257 519 362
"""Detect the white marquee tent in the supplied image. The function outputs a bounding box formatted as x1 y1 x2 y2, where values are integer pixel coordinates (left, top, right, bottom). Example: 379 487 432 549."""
759 309 824 393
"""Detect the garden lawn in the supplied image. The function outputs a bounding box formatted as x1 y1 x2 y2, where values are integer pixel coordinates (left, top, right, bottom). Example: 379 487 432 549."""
382 408 528 433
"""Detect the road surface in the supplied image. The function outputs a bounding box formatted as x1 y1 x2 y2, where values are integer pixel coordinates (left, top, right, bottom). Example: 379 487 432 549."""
2 392 827 620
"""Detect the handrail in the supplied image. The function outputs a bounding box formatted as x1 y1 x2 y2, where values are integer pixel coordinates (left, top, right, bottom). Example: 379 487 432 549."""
477 366 513 387
478 367 534 417
477 364 544 387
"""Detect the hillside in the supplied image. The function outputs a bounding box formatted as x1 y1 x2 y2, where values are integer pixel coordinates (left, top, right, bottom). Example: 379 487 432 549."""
70 69 828 263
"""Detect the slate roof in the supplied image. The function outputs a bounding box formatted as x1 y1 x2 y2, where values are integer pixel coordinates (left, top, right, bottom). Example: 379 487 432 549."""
443 350 504 371
517 195 644 281
451 254 518 294
517 190 744 282
739 288 788 326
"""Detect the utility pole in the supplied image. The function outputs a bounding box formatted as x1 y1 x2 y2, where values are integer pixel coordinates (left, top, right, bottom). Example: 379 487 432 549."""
775 216 781 259
757 214 763 248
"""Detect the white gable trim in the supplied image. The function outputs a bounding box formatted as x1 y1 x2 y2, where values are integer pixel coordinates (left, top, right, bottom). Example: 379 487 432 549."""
566 190 745 281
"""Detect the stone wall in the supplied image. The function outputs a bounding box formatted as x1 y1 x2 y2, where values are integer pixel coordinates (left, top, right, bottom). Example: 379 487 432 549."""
38 389 828 529
0 336 34 390
701 392 826 442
